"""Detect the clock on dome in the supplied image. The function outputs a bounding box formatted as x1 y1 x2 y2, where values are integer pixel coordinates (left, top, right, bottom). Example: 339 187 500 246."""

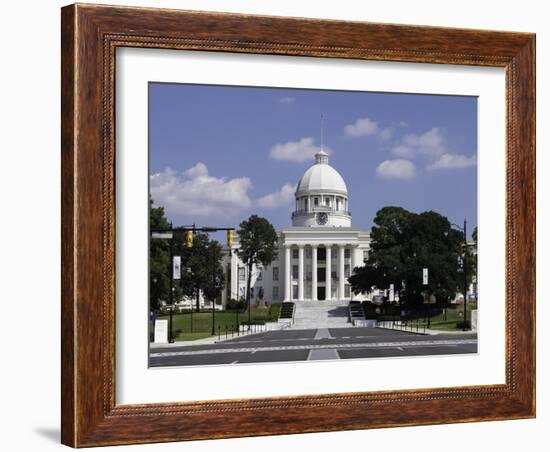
316 212 328 225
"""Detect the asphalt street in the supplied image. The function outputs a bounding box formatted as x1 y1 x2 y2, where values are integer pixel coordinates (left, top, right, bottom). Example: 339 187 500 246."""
149 327 478 367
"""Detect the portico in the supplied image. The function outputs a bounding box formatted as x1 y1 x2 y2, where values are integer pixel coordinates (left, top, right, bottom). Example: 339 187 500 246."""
283 237 361 302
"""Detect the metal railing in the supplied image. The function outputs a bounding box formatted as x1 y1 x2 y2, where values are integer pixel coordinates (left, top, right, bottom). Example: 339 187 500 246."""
376 319 428 334
291 209 352 218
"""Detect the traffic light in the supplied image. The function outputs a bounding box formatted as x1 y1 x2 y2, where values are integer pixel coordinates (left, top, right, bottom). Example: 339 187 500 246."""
227 229 234 248
186 230 193 248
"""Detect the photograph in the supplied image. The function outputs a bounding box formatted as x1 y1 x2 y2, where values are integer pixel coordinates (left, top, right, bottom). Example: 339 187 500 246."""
147 83 479 367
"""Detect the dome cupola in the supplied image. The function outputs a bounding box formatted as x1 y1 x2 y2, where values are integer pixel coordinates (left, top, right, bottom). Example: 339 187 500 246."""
292 150 351 228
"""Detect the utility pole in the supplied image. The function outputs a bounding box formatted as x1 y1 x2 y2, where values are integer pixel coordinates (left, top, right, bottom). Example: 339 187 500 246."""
451 219 470 332
168 222 175 343
462 219 468 331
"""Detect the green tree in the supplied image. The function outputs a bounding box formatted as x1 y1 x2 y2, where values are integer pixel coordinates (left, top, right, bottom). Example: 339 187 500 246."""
178 232 225 311
149 197 171 310
349 206 412 298
349 206 464 308
236 215 278 316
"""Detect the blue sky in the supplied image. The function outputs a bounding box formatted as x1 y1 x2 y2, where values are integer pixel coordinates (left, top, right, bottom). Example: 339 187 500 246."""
149 83 477 238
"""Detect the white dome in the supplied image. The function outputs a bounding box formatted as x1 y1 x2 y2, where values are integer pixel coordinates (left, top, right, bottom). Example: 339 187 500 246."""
295 151 348 196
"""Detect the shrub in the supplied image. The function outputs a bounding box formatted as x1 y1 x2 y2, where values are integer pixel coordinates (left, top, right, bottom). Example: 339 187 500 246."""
455 320 471 329
226 298 246 311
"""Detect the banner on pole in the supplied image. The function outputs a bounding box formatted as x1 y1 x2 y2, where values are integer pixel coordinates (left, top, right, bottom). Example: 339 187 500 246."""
422 268 428 285
173 256 181 280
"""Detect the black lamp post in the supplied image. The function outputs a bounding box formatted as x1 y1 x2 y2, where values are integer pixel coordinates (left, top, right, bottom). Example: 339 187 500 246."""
211 244 217 336
451 219 469 331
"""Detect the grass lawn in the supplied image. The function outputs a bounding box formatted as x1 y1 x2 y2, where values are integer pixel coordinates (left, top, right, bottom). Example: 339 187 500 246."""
152 304 281 341
427 303 477 331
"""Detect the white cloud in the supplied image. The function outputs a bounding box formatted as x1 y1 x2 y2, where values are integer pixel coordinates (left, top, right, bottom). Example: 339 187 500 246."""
344 117 379 137
391 145 415 158
269 137 331 162
150 163 253 218
376 159 416 180
378 127 394 141
279 97 295 104
392 127 447 158
426 153 477 171
257 183 295 208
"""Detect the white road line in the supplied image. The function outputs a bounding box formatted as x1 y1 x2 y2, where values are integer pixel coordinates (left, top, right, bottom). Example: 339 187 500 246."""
150 339 477 358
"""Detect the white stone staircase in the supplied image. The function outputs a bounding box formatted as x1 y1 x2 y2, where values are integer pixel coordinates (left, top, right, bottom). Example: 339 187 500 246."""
292 300 353 329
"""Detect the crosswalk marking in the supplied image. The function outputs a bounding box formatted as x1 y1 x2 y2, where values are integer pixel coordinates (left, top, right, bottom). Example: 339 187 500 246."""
150 339 477 358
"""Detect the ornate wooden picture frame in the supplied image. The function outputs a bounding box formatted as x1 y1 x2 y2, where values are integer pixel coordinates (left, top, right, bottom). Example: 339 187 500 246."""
61 3 535 447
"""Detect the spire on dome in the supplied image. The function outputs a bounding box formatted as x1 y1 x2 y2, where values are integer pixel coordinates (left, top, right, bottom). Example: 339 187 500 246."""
316 114 329 164
320 113 324 151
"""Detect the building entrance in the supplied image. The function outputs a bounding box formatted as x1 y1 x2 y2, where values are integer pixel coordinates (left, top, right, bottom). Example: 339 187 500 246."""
317 287 326 300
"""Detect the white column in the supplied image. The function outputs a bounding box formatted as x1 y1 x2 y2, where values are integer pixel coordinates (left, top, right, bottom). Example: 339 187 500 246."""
284 245 291 301
325 245 332 301
298 245 304 301
339 245 345 300
350 245 357 301
312 245 318 301
230 248 238 301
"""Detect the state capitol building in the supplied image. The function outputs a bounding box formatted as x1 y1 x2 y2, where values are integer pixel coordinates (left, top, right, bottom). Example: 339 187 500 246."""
221 149 372 306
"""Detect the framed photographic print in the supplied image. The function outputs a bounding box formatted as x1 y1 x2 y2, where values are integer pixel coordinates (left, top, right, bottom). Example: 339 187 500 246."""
61 3 535 447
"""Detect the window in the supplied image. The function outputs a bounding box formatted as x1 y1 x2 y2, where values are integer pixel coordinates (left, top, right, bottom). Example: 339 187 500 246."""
292 265 299 280
336 198 341 210
345 264 350 278
272 266 279 281
292 248 298 259
272 286 279 300
363 250 369 261
238 267 245 281
292 285 299 299
257 268 263 281
305 247 312 258
325 197 331 206
314 197 319 206
304 198 309 210
306 265 312 281
345 248 351 259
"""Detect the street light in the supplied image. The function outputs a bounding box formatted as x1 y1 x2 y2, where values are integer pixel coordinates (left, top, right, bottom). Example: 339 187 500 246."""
450 219 469 331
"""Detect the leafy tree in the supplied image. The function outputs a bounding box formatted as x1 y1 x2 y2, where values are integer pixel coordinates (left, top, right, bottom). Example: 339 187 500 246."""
236 215 278 315
178 233 225 311
149 197 171 310
350 206 467 308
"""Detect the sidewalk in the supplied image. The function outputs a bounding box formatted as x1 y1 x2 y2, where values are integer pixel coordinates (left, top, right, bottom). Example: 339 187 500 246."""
149 328 272 349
